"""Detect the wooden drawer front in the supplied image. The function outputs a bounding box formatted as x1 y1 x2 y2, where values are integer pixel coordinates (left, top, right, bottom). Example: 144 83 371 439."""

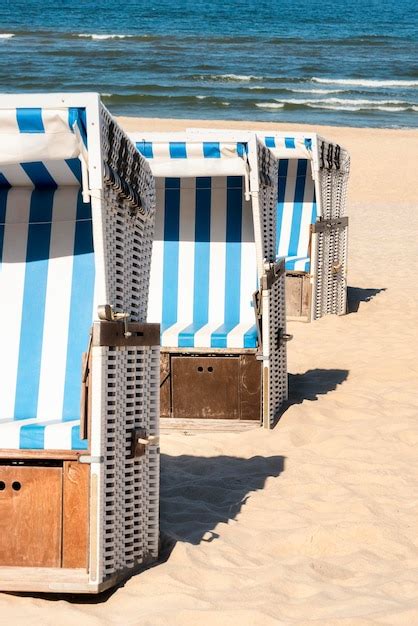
0 466 62 567
172 356 240 419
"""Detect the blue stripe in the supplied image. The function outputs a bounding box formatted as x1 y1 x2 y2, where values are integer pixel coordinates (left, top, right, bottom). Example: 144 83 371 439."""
211 176 242 348
68 107 87 147
237 142 247 157
0 173 10 187
136 141 153 158
311 184 318 222
288 160 308 256
65 158 82 184
71 425 88 450
14 189 54 420
265 137 275 148
203 142 220 158
21 162 57 188
16 108 44 133
285 137 295 149
19 423 45 449
276 160 289 256
178 177 211 348
243 325 258 348
162 178 180 327
169 142 187 159
0 186 9 271
62 191 95 421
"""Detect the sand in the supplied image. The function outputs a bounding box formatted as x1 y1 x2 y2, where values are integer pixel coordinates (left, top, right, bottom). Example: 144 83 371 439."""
2 120 418 625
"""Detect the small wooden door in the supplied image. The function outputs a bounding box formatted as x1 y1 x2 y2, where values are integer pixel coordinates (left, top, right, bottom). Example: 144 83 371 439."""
0 465 62 567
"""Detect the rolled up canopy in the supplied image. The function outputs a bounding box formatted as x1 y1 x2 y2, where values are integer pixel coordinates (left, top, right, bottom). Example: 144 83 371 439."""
0 107 87 167
134 140 249 178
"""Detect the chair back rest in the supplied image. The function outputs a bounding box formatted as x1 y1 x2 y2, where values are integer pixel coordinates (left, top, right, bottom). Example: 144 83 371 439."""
263 136 317 260
147 174 257 348
0 163 95 423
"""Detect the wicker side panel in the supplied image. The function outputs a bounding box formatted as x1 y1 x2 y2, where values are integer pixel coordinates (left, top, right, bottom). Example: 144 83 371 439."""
99 345 160 582
257 141 278 263
267 263 288 428
100 104 155 218
314 141 350 318
313 222 348 319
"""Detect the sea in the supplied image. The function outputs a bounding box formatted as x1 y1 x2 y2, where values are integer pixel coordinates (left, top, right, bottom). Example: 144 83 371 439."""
0 0 417 128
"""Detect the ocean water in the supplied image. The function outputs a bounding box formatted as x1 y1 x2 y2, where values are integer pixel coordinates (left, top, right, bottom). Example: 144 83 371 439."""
0 0 417 127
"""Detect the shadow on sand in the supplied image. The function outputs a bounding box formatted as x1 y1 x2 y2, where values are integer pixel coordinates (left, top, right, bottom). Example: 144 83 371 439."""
288 368 349 405
160 454 285 545
347 286 386 314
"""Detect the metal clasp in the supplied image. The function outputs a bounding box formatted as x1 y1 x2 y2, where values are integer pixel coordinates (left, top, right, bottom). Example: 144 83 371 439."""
98 304 132 338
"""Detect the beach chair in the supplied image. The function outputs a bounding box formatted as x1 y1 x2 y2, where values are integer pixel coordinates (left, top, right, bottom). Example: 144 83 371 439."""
188 129 350 321
261 133 350 321
129 131 289 428
0 93 159 593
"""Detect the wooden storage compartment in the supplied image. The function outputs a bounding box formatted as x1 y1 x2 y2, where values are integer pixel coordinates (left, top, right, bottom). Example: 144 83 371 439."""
0 465 63 567
169 354 261 420
0 461 89 569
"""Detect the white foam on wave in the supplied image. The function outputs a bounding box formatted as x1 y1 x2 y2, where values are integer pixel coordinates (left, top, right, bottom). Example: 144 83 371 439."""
280 97 408 106
312 77 418 88
255 103 285 109
289 87 345 94
78 33 132 40
196 95 208 100
210 74 262 81
0 34 14 39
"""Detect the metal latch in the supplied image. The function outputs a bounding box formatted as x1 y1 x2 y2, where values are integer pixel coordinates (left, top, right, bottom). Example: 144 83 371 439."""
278 328 293 347
98 304 132 338
129 428 160 459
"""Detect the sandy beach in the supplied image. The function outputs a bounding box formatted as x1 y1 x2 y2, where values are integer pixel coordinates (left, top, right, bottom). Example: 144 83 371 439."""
2 119 418 625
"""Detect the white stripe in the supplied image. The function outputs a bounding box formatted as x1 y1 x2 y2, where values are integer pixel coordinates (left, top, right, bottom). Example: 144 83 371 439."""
0 110 19 134
42 160 80 186
152 143 171 160
176 178 195 326
44 420 77 450
192 321 226 348
227 191 257 347
193 177 227 347
0 164 33 186
36 187 77 422
0 188 30 419
277 159 297 257
227 321 257 349
161 321 189 347
0 418 39 448
147 182 165 323
41 110 71 134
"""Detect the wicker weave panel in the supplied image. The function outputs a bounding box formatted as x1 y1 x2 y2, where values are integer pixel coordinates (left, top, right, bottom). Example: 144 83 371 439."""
257 141 278 264
91 106 159 584
313 141 350 318
100 345 160 579
267 261 288 428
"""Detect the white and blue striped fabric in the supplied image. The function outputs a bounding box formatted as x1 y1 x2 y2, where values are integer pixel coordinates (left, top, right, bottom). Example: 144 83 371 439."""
264 136 317 273
137 139 257 349
0 107 94 450
136 140 248 178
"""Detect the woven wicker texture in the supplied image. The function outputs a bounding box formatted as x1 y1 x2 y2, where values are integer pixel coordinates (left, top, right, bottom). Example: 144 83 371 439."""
314 141 350 319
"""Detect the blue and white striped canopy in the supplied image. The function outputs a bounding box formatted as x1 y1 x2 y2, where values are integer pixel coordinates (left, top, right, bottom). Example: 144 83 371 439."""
262 135 317 273
0 106 93 451
136 140 249 178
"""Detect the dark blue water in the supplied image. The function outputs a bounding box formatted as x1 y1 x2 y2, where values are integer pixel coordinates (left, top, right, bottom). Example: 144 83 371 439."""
0 0 417 127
